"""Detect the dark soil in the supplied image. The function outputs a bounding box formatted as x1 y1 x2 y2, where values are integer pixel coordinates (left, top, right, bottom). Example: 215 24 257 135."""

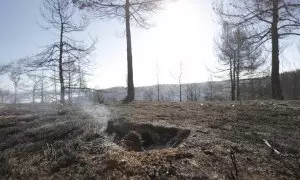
106 118 190 150
0 101 300 179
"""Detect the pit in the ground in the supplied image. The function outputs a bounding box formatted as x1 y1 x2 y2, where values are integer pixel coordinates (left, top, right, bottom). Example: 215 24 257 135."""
106 118 190 151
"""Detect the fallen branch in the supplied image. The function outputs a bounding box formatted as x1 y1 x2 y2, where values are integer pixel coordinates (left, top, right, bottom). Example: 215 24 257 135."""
263 139 281 155
263 139 300 178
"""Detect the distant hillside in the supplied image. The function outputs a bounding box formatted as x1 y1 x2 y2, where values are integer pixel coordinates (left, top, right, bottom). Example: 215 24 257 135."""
2 70 299 104
100 69 300 101
101 81 227 102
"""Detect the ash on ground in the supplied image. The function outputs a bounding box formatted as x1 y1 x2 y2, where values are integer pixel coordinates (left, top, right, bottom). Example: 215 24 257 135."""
1 101 300 179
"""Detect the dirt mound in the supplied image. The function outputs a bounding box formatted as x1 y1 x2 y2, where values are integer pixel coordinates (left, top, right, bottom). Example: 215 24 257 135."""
120 131 144 151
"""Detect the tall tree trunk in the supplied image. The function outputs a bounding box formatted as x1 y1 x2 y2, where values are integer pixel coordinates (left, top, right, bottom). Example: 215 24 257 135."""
179 83 182 102
236 30 241 101
41 71 44 103
68 67 71 104
59 24 65 104
124 0 134 102
233 53 236 100
14 83 17 104
32 86 35 104
54 72 57 103
230 58 234 101
53 71 57 103
271 0 284 100
251 78 254 100
236 54 240 101
210 83 213 101
156 62 160 101
293 72 298 100
157 84 160 101
209 76 213 101
78 66 82 100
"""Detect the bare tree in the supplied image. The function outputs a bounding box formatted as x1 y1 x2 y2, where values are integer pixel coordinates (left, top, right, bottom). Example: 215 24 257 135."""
165 88 175 102
9 65 22 104
53 68 58 103
214 0 300 100
73 0 163 102
0 58 40 104
27 71 46 104
243 49 266 100
171 62 183 102
0 90 4 104
35 0 94 104
76 65 88 99
204 74 214 101
41 70 46 103
186 83 201 101
156 61 160 101
0 89 10 104
179 62 183 102
234 28 265 100
65 58 76 103
143 87 154 101
215 21 236 100
216 20 265 101
292 70 299 100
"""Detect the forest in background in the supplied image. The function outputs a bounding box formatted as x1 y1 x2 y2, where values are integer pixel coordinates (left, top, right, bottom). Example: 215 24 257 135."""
1 0 300 104
1 69 299 104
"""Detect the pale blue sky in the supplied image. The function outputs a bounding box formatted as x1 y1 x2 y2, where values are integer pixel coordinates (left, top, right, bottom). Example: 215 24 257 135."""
1 0 46 62
0 0 299 90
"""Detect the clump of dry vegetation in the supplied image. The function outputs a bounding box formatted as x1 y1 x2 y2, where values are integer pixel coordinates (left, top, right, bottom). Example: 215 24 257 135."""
0 104 109 179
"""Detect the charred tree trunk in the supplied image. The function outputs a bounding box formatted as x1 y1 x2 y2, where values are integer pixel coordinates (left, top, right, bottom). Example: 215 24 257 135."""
157 84 160 101
54 72 58 103
233 54 236 100
293 72 298 100
124 0 134 102
53 74 57 103
41 71 44 103
251 78 255 100
68 67 72 104
229 58 235 101
236 53 240 101
210 83 213 101
179 83 182 102
59 24 65 104
32 86 36 104
14 83 17 104
236 30 241 101
271 0 284 100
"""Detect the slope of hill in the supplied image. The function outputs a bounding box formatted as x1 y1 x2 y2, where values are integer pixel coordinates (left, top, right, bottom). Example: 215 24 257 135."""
101 69 300 101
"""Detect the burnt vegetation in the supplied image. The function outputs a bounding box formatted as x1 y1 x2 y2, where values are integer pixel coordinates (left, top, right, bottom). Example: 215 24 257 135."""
0 102 300 179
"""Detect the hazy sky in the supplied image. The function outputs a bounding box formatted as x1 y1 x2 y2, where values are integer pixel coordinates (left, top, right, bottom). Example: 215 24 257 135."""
0 0 299 89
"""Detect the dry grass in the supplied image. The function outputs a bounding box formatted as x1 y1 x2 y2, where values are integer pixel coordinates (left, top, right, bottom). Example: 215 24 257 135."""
1 101 300 179
112 101 300 179
0 104 110 179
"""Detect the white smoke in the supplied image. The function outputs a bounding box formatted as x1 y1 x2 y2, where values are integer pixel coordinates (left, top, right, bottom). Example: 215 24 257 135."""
79 100 111 133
